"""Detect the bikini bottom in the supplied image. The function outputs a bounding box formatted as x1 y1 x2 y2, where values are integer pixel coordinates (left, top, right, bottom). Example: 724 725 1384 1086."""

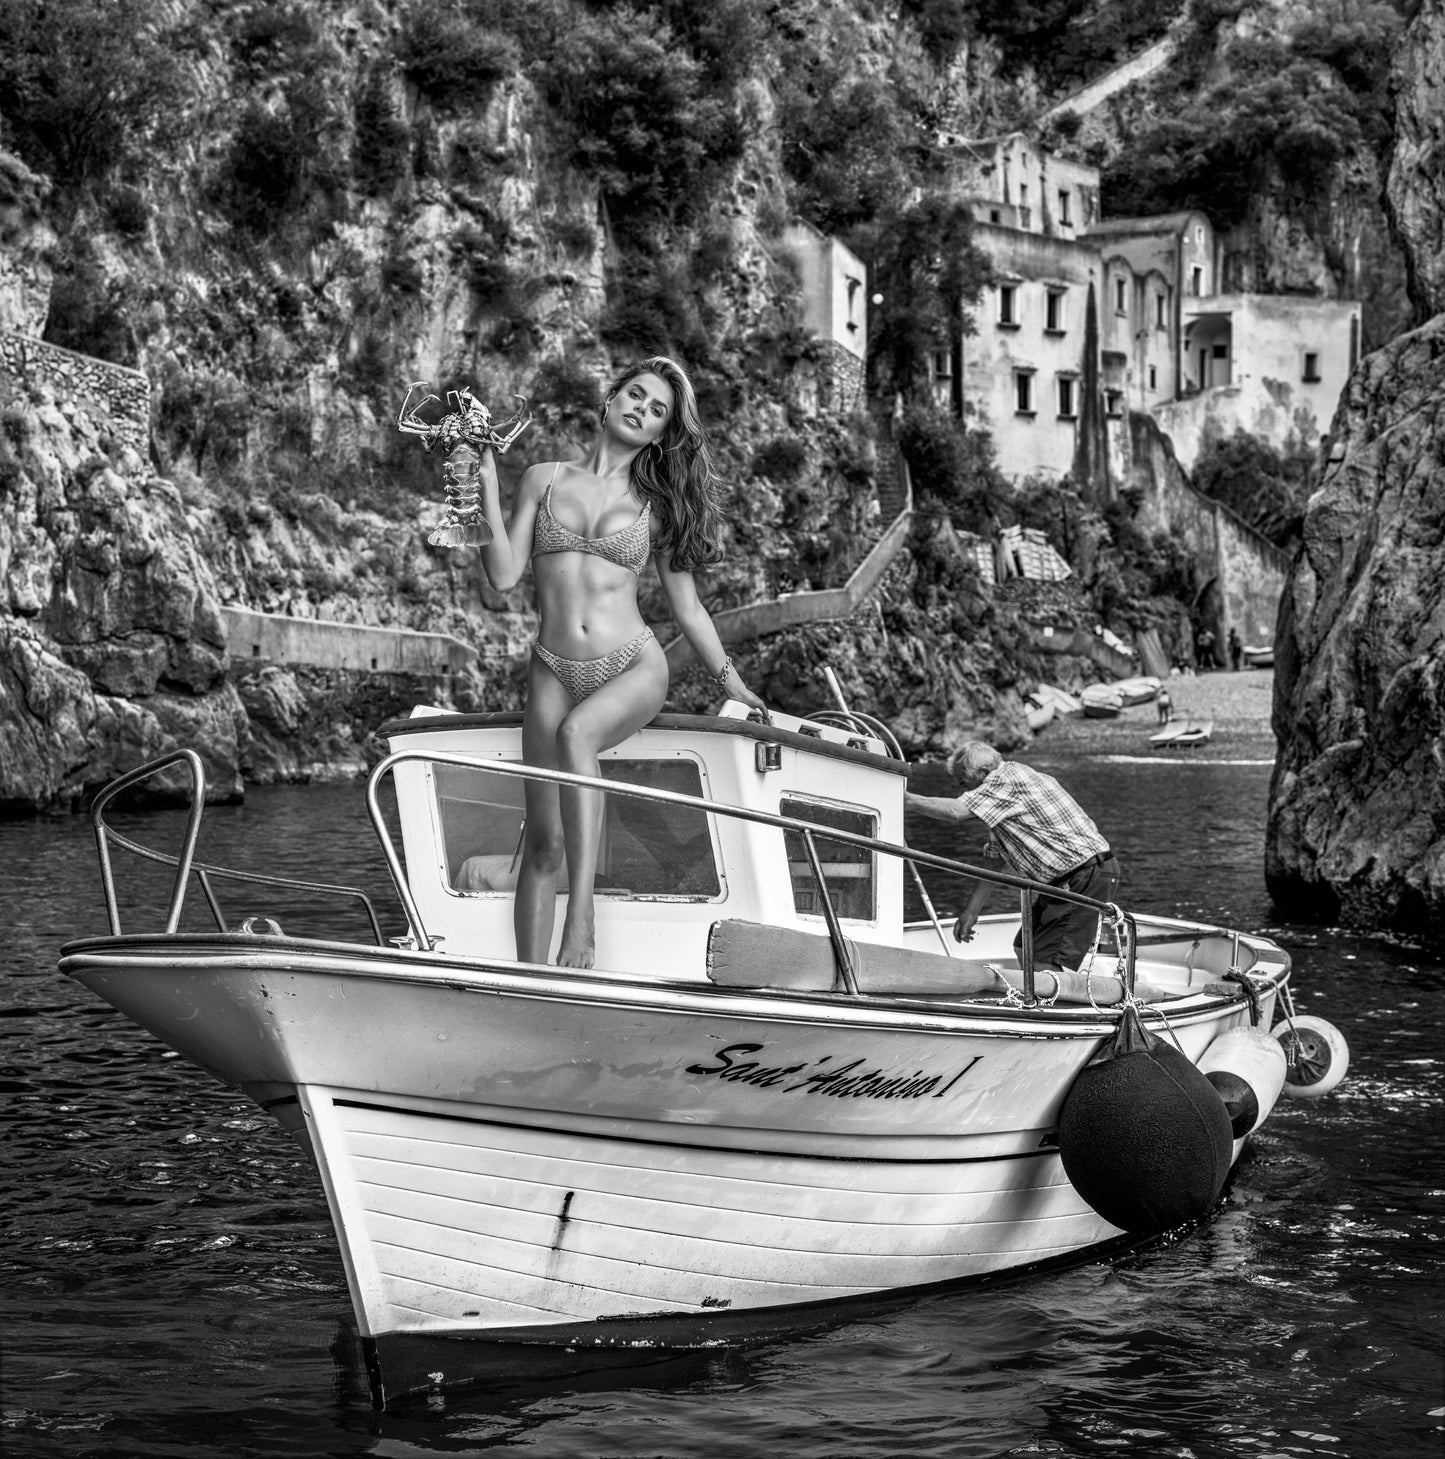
532 628 654 704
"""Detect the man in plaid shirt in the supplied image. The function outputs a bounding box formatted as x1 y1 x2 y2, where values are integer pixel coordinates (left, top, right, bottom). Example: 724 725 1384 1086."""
906 740 1119 971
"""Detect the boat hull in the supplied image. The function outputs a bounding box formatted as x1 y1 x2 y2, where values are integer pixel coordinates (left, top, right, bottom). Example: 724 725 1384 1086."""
297 1080 1120 1396
60 934 1275 1399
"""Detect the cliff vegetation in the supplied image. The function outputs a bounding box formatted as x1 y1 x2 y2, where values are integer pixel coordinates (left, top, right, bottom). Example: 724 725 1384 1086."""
0 0 1425 814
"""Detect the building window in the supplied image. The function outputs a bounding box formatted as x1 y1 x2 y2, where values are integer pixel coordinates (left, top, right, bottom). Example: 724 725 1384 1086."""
1045 290 1065 333
1148 364 1158 391
1302 350 1321 382
1057 376 1077 418
845 276 861 334
1114 277 1127 314
998 285 1019 327
1018 182 1031 230
1014 370 1035 414
1155 294 1167 328
1059 189 1072 225
1191 266 1203 296
990 208 1002 223
933 350 953 381
1105 389 1123 417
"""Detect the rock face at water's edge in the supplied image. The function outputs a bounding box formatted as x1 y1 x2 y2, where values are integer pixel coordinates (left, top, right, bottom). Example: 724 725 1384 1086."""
1266 0 1445 945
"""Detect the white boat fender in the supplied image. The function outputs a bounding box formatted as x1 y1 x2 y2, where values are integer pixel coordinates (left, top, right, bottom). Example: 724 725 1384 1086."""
1197 1026 1288 1138
1058 1004 1233 1236
1273 1013 1351 1099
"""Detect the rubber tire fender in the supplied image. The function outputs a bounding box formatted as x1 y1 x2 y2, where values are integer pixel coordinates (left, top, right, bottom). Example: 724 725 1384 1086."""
1274 1013 1350 1099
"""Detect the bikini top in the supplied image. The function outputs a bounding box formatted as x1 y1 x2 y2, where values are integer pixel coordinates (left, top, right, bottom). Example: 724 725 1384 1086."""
531 466 652 575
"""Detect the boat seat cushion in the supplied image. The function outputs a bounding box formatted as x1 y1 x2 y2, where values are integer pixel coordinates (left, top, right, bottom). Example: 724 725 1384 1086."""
705 920 1181 1004
705 919 997 996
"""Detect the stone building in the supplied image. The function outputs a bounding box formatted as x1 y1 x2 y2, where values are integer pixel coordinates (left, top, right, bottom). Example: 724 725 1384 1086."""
781 219 868 412
935 133 1361 480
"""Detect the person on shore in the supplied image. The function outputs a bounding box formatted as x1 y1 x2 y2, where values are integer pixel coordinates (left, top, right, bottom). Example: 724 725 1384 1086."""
1228 628 1243 671
1196 626 1217 670
473 355 768 968
1157 687 1172 725
905 740 1119 972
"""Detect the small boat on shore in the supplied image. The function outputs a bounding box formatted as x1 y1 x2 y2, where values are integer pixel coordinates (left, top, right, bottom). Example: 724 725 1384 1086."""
1081 683 1124 718
1112 675 1161 706
1026 691 1055 732
58 700 1341 1406
1034 684 1083 718
1150 719 1214 749
1243 645 1274 668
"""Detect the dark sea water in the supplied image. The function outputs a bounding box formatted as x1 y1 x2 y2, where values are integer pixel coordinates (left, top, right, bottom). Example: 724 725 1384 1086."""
2 748 1442 1458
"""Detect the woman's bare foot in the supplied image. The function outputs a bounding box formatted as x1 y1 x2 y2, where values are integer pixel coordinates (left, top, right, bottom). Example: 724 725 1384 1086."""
556 917 595 968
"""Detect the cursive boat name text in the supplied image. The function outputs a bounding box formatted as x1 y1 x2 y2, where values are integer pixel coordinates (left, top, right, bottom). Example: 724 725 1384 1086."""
685 1043 982 1100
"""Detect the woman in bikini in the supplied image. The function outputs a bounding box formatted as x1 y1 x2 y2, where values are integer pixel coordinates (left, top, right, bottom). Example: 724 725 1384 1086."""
473 356 768 968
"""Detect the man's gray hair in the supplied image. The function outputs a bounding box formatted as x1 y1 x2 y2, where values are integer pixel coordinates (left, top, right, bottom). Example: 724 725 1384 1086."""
948 740 1002 784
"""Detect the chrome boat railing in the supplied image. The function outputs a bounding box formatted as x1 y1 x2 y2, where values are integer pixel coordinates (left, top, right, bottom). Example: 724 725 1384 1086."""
366 747 1142 1006
87 745 1162 1008
89 749 385 945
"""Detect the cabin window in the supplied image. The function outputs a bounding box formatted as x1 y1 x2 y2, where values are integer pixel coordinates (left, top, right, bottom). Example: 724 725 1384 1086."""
434 757 720 900
781 796 876 922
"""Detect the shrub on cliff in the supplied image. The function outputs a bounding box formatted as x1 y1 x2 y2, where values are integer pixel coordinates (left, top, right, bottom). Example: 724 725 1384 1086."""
863 197 993 399
544 9 743 243
0 0 194 184
1102 5 1401 227
1192 429 1310 548
898 408 1011 534
398 0 521 109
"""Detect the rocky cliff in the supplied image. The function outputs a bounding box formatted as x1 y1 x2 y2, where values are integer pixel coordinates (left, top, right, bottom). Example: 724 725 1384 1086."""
0 0 1421 815
1266 0 1445 945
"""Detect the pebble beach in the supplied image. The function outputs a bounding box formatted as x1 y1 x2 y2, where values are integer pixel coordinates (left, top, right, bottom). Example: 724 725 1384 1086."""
1034 667 1278 762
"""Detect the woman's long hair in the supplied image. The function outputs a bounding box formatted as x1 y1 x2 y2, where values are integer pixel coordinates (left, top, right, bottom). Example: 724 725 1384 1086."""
603 356 724 573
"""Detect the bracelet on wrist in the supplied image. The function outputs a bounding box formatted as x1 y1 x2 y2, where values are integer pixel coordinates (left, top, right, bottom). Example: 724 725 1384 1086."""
713 656 732 690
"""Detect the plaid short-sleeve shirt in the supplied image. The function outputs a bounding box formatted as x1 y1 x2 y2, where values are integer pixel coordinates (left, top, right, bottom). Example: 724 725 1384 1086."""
955 761 1108 884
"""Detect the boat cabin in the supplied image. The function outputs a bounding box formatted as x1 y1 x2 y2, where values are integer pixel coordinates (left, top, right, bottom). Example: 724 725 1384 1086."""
381 703 909 978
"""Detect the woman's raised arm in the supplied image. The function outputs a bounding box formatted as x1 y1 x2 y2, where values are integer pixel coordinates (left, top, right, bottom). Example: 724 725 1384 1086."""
476 458 549 592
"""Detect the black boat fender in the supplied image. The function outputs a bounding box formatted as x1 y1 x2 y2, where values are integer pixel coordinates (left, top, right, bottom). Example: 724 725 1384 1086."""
1058 1005 1233 1236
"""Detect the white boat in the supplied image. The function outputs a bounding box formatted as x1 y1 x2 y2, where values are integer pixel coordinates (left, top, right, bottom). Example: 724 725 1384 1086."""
1025 691 1055 732
58 701 1335 1406
1112 675 1162 706
1243 645 1275 668
1035 683 1084 717
1081 683 1124 718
